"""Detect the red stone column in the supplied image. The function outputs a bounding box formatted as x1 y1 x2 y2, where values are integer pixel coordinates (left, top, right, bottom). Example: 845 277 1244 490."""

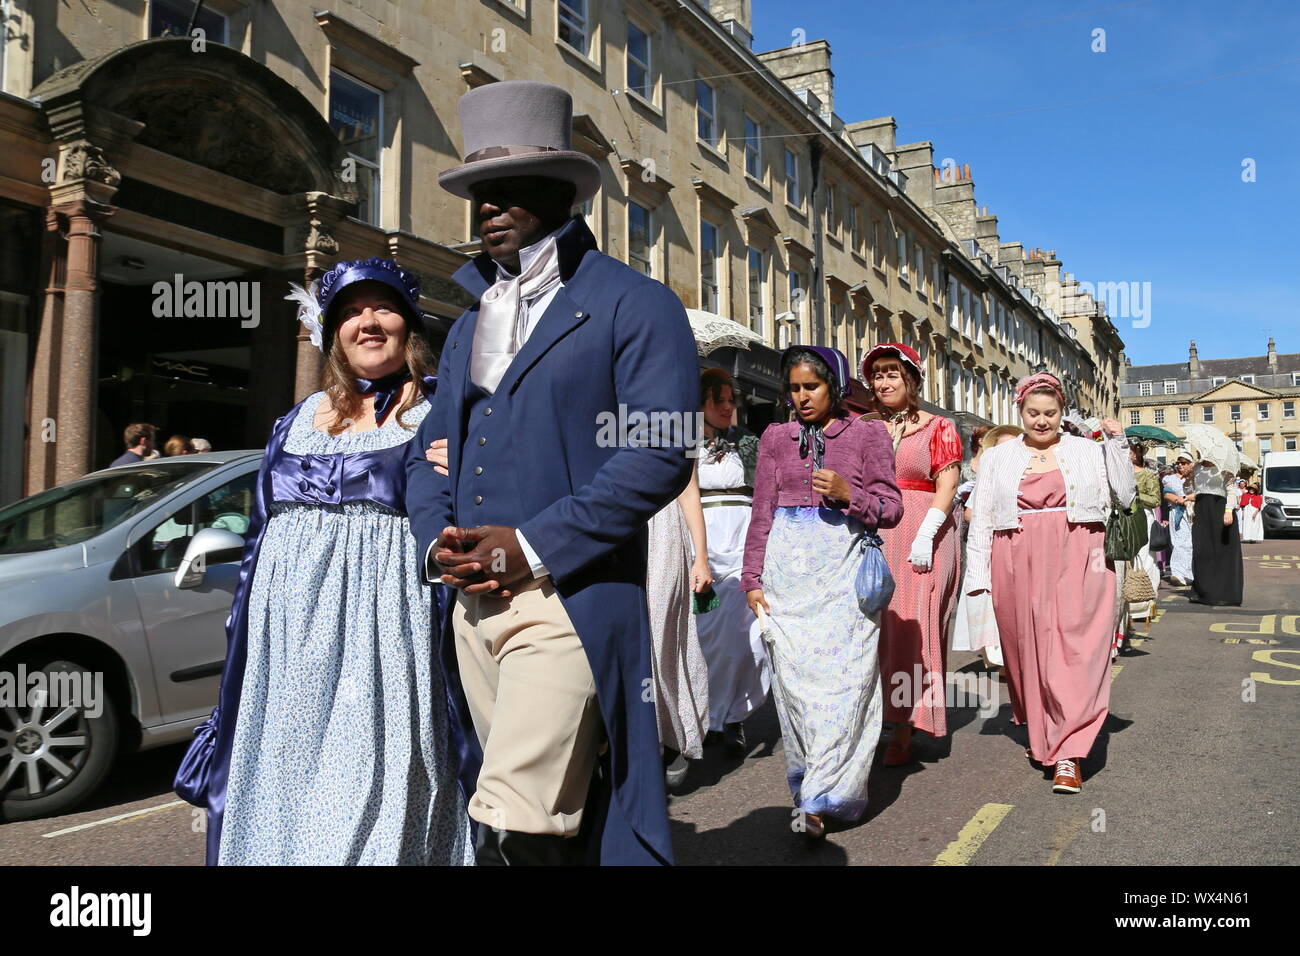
51 198 114 485
25 209 69 495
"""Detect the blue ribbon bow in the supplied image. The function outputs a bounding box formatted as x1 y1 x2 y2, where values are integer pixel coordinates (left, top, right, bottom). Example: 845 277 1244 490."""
355 369 437 424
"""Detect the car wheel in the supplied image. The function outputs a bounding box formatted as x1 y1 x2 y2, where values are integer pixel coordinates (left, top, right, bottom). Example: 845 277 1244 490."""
0 658 119 821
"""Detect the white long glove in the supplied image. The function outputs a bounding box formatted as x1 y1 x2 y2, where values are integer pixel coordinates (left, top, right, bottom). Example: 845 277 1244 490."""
908 507 948 570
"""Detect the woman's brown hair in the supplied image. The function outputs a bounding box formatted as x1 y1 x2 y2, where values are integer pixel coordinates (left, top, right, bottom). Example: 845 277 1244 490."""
319 317 436 434
700 367 739 407
863 355 921 420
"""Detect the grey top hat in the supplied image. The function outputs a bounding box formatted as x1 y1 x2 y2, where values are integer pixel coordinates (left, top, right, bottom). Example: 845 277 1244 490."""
439 80 602 203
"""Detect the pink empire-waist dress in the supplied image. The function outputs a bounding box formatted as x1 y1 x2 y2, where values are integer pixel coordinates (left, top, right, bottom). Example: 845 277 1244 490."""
991 469 1114 767
879 416 962 737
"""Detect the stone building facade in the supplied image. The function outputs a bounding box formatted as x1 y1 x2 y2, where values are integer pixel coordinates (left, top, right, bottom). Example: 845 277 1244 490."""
0 0 1125 501
1121 339 1300 467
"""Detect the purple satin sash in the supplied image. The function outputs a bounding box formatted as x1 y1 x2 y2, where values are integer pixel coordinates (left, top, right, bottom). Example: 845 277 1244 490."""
268 443 410 511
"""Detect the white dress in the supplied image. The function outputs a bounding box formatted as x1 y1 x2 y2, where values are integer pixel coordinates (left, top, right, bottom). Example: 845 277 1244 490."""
1243 499 1265 542
694 438 770 731
645 501 710 758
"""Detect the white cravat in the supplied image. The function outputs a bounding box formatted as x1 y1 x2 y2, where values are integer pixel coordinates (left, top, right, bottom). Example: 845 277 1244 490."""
470 231 563 394
435 229 566 584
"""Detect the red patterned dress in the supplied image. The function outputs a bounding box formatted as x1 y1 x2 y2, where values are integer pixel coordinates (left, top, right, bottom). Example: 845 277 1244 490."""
878 415 963 737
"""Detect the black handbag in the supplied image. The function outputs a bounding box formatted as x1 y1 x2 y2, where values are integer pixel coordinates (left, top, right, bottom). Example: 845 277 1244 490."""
1147 519 1171 553
1105 493 1148 562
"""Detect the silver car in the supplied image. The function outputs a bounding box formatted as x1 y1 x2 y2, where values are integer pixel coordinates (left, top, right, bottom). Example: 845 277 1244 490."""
0 452 261 820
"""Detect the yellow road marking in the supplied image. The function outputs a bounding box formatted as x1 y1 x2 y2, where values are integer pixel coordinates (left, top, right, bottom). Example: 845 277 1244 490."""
1110 664 1123 682
1045 817 1088 866
933 802 1014 866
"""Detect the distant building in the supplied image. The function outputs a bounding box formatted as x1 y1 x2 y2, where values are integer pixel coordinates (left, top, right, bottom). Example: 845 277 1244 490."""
1120 339 1300 467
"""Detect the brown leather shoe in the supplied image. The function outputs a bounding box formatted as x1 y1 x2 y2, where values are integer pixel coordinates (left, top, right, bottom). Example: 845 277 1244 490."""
1052 758 1082 794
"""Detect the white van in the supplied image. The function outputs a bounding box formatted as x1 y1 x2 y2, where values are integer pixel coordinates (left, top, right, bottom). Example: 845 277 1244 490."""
1261 451 1300 537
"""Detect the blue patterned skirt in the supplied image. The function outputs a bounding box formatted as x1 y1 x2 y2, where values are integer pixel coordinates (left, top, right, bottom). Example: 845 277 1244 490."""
217 500 474 865
760 507 883 822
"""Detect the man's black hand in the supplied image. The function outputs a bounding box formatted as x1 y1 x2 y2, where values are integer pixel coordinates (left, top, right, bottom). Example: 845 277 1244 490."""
435 525 532 596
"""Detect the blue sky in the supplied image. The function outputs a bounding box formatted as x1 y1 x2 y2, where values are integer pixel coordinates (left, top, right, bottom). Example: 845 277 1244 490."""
751 0 1300 366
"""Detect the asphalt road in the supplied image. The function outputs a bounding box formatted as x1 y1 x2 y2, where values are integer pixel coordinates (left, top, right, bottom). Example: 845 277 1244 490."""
3 540 1296 866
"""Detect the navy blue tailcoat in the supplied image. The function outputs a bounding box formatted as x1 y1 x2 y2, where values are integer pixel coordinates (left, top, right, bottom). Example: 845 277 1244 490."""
405 216 697 865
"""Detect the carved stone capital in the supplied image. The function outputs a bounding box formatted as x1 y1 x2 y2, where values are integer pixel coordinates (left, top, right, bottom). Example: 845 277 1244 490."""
59 140 121 188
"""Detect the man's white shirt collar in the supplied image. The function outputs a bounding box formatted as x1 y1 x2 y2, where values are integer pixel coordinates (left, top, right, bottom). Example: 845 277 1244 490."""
495 225 566 281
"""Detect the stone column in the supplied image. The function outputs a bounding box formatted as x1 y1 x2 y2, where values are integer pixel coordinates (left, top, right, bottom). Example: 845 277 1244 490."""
289 191 350 402
25 210 68 495
51 198 114 484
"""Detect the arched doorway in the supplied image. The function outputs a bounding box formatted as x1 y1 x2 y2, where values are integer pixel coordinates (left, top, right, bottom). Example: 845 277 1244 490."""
28 38 354 487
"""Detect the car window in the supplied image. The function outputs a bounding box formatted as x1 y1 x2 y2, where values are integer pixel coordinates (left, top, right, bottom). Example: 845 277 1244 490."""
137 471 256 573
0 462 215 554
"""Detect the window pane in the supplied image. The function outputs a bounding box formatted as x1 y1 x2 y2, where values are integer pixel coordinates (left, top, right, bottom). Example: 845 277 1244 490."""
150 0 228 44
700 222 718 312
559 0 589 54
331 72 381 164
628 203 652 275
352 164 378 226
748 248 764 333
628 24 648 64
628 60 648 99
696 81 715 144
627 24 650 98
744 118 760 177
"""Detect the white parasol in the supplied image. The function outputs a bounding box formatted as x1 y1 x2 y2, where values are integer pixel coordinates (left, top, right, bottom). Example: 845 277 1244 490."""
686 309 765 357
1181 423 1241 475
